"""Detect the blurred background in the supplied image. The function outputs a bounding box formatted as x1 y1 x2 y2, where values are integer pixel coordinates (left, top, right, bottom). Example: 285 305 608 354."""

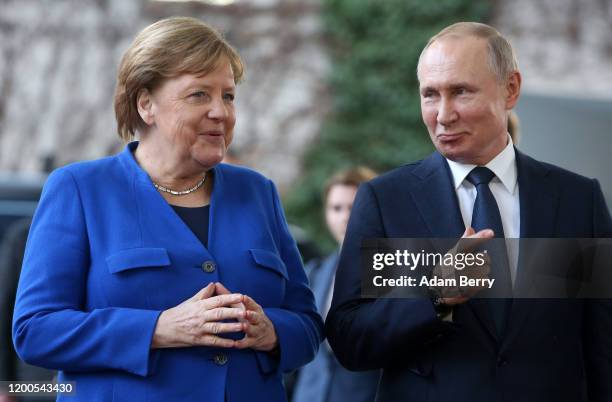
1 0 611 398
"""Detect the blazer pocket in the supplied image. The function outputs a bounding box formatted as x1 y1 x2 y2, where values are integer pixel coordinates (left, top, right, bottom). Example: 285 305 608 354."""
106 248 171 274
249 249 289 280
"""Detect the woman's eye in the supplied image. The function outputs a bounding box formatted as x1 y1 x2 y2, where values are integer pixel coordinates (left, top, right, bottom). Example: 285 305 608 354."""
223 93 235 102
191 91 207 98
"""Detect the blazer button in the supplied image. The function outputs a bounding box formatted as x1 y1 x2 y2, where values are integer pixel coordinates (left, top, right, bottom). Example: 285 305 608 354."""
202 261 216 273
213 353 228 366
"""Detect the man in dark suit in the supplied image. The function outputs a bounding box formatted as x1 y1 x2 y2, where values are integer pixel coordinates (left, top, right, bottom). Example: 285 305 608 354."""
325 22 612 402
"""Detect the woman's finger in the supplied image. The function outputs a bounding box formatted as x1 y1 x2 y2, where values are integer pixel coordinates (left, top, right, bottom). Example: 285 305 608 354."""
214 283 247 312
245 310 261 324
242 295 262 312
201 293 244 310
188 282 216 302
200 321 244 335
234 336 255 350
215 282 232 295
203 307 246 322
196 334 236 348
242 322 261 338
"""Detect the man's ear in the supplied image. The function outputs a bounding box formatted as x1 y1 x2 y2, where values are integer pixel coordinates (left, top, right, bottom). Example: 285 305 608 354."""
505 71 521 109
136 88 155 125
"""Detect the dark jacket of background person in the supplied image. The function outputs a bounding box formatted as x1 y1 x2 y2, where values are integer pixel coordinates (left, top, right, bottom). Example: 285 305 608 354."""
292 166 379 402
292 251 379 402
0 218 54 402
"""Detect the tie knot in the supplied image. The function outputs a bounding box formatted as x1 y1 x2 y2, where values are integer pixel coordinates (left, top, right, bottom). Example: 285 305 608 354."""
467 166 496 186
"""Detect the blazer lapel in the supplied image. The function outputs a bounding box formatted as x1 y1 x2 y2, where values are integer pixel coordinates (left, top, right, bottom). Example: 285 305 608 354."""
409 152 465 238
410 153 500 342
119 142 211 257
501 148 560 352
515 149 558 239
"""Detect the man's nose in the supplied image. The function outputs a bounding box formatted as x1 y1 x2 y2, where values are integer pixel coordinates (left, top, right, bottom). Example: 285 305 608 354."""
436 97 458 126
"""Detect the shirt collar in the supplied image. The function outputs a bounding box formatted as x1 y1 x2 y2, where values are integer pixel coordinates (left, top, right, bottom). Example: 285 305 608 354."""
446 133 518 194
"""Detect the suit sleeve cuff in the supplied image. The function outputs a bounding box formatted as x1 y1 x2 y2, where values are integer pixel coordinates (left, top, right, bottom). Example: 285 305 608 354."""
131 310 163 377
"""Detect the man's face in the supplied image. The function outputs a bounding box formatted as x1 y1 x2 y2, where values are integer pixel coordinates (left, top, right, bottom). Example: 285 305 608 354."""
418 36 520 165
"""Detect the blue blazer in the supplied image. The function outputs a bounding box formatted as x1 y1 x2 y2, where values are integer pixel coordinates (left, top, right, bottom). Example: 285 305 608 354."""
293 252 379 402
326 150 612 402
12 142 323 402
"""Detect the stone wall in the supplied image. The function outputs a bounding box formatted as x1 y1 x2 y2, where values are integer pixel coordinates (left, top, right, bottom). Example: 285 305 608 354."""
491 0 612 98
0 0 330 191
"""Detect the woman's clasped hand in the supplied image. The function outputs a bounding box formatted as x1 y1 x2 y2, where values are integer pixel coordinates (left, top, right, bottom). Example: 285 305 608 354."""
152 282 278 352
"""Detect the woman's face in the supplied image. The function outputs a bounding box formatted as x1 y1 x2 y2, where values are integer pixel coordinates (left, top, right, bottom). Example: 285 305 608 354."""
143 61 236 170
325 184 358 245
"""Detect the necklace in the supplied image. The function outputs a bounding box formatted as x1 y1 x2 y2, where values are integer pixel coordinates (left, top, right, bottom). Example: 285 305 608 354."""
153 174 207 196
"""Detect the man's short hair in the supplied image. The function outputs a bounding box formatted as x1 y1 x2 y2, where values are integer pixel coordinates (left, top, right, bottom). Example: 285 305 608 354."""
418 22 518 82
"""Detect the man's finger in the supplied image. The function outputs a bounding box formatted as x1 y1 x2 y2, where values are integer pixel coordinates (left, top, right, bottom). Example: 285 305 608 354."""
457 228 495 252
440 295 470 306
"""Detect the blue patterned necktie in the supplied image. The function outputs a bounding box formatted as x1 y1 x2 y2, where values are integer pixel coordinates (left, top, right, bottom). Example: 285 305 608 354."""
466 166 512 335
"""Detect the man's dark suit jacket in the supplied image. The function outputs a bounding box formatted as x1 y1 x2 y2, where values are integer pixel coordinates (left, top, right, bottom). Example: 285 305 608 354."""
325 149 612 402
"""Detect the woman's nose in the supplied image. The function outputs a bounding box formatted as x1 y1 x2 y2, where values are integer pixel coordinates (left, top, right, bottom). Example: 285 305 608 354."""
207 97 228 120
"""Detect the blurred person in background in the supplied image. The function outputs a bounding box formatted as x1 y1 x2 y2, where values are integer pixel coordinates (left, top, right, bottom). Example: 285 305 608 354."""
12 17 322 402
0 218 54 402
292 167 379 402
508 110 520 145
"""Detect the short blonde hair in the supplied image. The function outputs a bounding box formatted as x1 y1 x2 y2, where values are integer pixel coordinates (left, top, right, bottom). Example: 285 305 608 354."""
114 17 245 142
418 22 518 83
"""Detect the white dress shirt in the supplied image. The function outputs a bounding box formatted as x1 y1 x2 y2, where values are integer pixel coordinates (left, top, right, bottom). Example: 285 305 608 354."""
445 134 520 284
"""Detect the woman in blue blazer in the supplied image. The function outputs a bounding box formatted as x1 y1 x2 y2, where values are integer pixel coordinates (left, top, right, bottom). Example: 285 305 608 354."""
12 17 323 402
